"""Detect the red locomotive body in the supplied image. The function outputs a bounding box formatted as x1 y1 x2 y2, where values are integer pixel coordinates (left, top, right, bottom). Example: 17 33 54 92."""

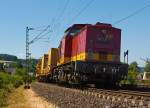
36 22 128 86
54 22 128 85
58 36 72 64
71 23 121 62
58 24 87 64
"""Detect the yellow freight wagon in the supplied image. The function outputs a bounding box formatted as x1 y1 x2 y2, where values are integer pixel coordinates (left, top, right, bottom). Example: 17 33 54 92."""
41 54 48 75
36 58 42 76
48 48 58 73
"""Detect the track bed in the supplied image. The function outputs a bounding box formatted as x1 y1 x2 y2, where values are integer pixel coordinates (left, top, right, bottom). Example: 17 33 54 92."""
31 82 150 108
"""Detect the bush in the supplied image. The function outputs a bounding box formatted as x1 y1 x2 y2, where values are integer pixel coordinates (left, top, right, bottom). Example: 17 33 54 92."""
0 68 35 106
0 89 8 106
15 68 26 76
0 72 24 89
0 72 11 89
120 70 138 85
11 75 23 88
15 68 27 83
0 71 24 106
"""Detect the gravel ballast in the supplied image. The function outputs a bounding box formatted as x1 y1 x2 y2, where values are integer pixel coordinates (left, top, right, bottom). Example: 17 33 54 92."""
31 82 150 108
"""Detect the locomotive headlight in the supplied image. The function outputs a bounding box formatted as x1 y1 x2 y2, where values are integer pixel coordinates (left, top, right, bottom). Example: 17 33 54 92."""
112 68 114 72
103 67 106 72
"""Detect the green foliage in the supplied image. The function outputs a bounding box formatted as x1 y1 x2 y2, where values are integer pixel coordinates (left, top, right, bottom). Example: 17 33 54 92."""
128 61 140 73
121 61 139 85
0 53 37 74
0 63 4 71
9 62 18 68
144 61 150 72
15 68 26 76
126 70 138 85
0 89 7 106
140 79 150 84
16 60 23 68
15 68 28 82
0 54 36 106
0 54 17 61
127 62 139 85
0 72 23 90
0 71 24 106
30 59 37 72
11 75 23 88
0 72 11 89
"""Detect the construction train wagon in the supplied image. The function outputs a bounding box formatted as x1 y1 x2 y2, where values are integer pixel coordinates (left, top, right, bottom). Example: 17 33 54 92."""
36 22 128 86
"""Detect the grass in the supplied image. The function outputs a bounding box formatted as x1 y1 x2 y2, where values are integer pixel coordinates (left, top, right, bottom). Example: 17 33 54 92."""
0 69 35 108
0 72 24 107
2 86 30 108
137 80 150 87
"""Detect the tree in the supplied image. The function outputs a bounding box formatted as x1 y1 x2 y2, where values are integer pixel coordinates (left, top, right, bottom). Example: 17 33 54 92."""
0 54 17 61
144 61 150 72
29 58 38 74
127 61 139 85
128 61 140 72
16 60 23 68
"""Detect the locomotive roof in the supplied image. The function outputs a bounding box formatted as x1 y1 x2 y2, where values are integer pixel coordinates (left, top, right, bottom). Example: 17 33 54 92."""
95 22 112 27
64 22 118 33
62 22 120 39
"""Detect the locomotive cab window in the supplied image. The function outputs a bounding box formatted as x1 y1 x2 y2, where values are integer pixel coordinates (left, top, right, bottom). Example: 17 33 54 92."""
64 29 80 36
69 29 80 36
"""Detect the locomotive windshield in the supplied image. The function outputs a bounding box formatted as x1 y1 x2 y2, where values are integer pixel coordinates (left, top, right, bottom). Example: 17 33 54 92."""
65 29 80 36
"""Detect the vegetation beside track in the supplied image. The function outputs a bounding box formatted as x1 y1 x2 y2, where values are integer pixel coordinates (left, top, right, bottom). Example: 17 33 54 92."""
0 69 26 107
4 86 29 108
120 61 150 86
0 54 37 107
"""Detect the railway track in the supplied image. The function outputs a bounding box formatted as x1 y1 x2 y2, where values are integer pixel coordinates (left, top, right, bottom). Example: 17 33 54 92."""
32 82 150 108
33 82 150 99
63 83 150 98
86 88 150 100
88 88 150 107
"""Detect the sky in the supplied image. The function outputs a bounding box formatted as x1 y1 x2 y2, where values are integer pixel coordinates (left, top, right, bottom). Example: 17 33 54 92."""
0 0 150 66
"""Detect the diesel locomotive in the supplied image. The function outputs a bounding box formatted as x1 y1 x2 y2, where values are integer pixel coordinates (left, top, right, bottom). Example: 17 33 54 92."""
36 22 128 86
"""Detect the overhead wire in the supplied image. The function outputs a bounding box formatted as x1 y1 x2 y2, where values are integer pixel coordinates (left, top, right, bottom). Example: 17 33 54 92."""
32 0 63 48
59 0 85 23
33 25 49 29
29 25 50 44
41 0 62 45
50 0 70 42
113 3 150 25
29 0 69 58
51 0 70 31
32 29 52 43
50 0 62 29
54 0 70 30
67 0 95 26
53 0 95 41
56 0 70 22
59 0 85 30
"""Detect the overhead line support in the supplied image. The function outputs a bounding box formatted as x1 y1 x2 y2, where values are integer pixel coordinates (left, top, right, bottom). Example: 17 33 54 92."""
25 27 34 88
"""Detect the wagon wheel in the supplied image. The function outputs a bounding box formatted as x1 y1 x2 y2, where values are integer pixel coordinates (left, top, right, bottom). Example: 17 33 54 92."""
67 72 81 85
